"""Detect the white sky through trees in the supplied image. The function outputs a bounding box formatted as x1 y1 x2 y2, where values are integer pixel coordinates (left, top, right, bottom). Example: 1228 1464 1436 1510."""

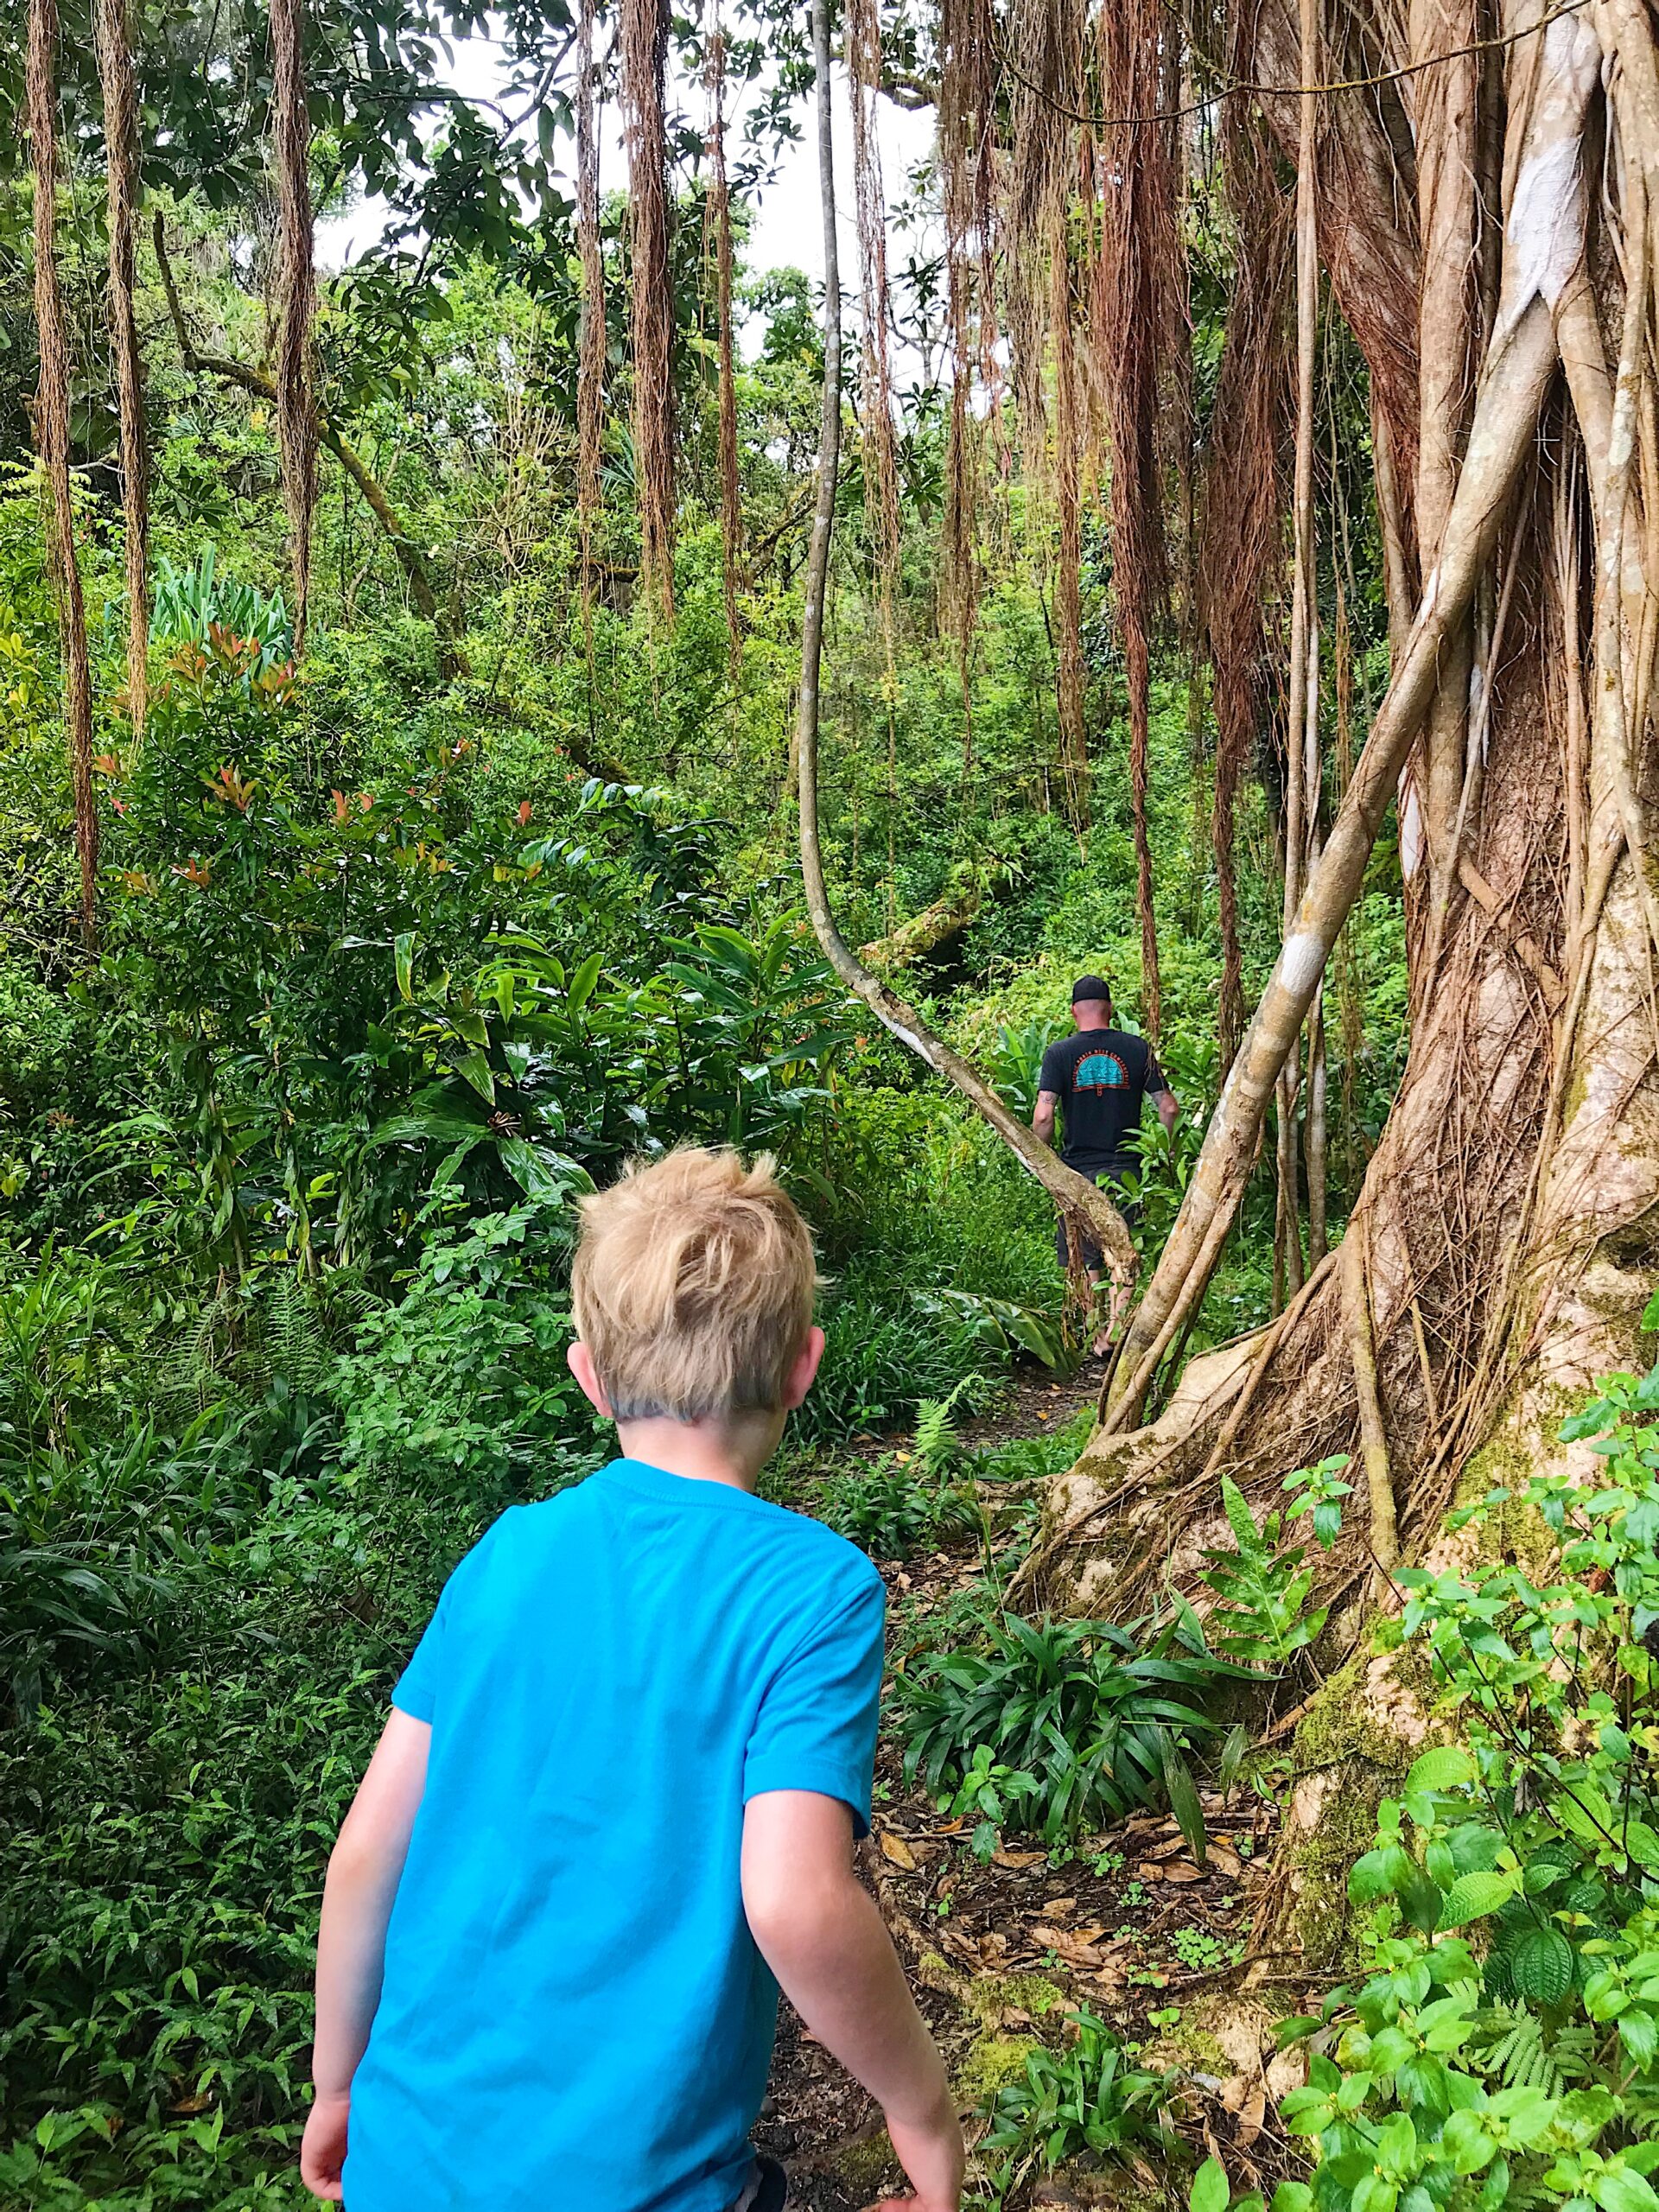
316 35 938 360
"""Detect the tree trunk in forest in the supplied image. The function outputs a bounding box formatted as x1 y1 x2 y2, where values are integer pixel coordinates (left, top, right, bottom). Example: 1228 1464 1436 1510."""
270 0 318 655
1040 0 1659 1936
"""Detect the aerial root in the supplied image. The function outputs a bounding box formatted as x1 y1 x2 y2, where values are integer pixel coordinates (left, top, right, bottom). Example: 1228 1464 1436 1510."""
1340 1209 1399 1598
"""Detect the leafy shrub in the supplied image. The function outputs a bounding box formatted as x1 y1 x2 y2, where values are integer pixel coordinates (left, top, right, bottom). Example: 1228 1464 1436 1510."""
1197 1466 1349 1669
1233 1366 1659 2212
976 2007 1178 2202
900 1612 1233 1844
335 1201 599 1506
817 1457 981 1560
969 1408 1096 1486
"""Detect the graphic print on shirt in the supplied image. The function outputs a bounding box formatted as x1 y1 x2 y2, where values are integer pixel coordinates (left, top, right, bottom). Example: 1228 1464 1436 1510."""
1073 1051 1128 1093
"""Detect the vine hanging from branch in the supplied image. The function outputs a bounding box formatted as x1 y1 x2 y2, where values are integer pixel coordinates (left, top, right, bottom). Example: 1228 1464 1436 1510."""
96 0 148 734
621 0 676 614
1093 0 1180 1039
1199 99 1293 1069
270 0 318 654
27 0 98 946
797 0 1136 1297
575 0 606 632
704 3 742 673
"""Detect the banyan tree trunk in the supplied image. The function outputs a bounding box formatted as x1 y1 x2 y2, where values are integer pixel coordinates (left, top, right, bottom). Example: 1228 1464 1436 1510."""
1031 0 1659 1948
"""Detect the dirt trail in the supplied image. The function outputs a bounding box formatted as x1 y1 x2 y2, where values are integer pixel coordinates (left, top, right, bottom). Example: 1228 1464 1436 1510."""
761 1375 1286 2209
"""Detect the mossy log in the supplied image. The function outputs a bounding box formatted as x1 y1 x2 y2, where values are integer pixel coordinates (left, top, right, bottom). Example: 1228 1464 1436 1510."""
858 873 984 971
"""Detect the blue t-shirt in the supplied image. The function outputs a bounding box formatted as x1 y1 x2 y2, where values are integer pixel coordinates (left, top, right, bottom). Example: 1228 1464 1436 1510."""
342 1458 886 2212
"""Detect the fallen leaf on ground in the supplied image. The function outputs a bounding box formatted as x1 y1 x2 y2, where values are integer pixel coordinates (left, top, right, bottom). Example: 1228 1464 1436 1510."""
992 1847 1046 1869
1041 1896 1077 1917
877 1831 918 1870
1163 1859 1205 1884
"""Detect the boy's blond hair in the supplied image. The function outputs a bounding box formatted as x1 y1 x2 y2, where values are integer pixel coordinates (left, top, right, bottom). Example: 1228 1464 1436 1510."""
571 1147 818 1421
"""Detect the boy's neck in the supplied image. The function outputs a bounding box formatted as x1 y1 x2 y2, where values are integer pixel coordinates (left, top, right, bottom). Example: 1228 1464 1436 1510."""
613 1408 785 1495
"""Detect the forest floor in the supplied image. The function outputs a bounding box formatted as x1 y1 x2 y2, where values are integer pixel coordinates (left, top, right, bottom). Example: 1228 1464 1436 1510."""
760 1374 1289 2210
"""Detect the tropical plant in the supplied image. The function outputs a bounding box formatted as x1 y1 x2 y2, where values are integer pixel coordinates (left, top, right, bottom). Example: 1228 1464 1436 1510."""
817 1455 980 1561
976 2008 1178 2202
1196 1472 1333 1670
149 548 294 677
1249 1369 1659 2212
899 1612 1236 1843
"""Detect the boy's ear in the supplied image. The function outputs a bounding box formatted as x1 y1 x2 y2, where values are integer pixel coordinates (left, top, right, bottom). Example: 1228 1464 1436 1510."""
781 1325 825 1412
567 1340 613 1417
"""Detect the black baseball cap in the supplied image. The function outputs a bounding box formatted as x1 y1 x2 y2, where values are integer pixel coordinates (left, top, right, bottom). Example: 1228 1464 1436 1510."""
1071 974 1113 1003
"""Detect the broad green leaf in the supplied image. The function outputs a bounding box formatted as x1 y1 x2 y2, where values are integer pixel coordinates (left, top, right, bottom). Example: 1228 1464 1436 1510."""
1590 2173 1659 2212
451 1048 496 1105
566 950 603 1014
1510 1925 1573 2005
1437 1870 1516 1929
1406 1745 1477 1794
1443 2108 1497 2176
1191 2158 1230 2212
1161 1734 1207 1869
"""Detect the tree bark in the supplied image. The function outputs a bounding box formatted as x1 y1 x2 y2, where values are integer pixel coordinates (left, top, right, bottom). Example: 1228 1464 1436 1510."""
1045 0 1655 1679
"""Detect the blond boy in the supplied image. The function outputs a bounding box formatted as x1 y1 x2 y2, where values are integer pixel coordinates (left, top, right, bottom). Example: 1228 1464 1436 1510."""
300 1147 963 2211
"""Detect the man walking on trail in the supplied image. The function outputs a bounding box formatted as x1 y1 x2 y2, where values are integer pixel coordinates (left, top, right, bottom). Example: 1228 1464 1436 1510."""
1033 975 1178 1354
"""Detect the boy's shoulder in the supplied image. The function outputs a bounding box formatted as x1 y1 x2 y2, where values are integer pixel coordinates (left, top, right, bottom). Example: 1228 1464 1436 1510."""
474 1475 882 1597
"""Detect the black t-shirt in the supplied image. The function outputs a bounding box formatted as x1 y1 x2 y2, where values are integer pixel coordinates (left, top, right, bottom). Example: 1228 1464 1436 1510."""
1038 1027 1167 1177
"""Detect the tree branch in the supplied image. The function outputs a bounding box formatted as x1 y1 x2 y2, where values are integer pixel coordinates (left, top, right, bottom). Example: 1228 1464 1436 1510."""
152 214 466 668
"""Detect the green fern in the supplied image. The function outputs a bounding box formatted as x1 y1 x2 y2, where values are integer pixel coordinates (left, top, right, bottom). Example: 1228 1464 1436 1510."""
912 1377 975 1478
1473 2005 1594 2098
149 1297 235 1416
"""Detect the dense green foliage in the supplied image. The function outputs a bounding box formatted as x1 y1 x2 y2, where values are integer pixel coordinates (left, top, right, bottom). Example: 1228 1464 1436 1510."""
1192 1373 1659 2212
0 48 1427 2204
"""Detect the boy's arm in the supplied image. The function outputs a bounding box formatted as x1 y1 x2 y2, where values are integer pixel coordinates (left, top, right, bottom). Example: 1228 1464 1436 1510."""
742 1790 963 2212
301 1710 430 2202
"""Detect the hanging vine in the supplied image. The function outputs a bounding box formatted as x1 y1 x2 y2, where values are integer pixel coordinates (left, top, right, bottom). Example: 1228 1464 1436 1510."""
27 0 97 946
270 0 318 655
847 0 902 833
575 0 606 634
1199 101 1293 1070
705 3 742 673
96 0 147 734
938 0 995 653
621 0 675 614
1093 0 1181 1038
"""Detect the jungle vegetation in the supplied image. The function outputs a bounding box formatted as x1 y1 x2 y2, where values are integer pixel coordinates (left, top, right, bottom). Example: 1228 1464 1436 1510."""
4 0 1659 2199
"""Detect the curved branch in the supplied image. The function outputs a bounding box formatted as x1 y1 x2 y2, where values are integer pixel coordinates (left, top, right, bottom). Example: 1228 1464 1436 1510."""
795 0 1134 1283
